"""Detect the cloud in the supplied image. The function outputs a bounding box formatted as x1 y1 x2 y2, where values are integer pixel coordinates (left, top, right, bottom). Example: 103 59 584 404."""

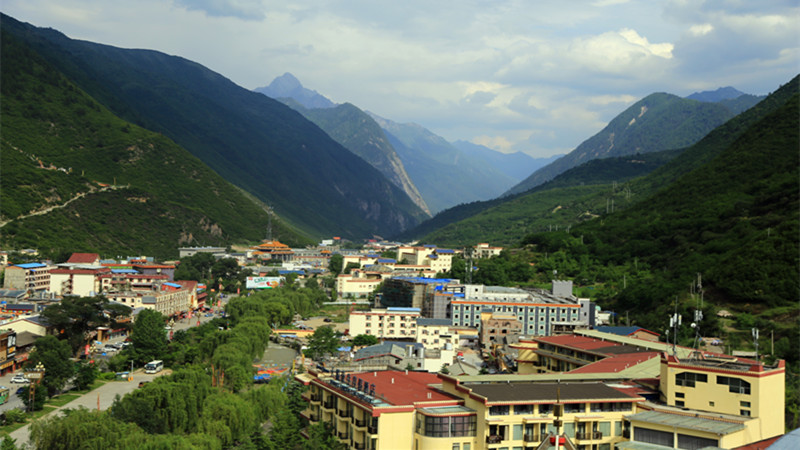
173 0 266 20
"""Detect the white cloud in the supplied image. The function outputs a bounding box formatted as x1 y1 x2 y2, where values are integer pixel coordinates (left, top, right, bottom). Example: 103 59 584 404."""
2 0 797 159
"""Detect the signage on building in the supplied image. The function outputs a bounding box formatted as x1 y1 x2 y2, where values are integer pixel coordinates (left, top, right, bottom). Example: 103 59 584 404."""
245 277 284 289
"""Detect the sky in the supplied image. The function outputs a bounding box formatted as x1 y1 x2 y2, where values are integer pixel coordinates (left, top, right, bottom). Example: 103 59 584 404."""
3 0 798 158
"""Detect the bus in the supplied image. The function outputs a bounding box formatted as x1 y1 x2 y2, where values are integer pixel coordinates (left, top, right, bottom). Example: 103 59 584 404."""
144 360 163 374
0 386 8 404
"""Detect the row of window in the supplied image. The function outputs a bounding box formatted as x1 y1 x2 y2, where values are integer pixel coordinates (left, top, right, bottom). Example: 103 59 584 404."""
488 402 632 416
415 415 477 438
675 372 751 394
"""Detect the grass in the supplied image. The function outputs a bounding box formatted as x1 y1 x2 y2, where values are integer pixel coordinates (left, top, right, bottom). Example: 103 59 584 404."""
44 393 80 407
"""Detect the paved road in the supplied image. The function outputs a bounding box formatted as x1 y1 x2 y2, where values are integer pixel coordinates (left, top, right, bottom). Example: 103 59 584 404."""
6 369 167 448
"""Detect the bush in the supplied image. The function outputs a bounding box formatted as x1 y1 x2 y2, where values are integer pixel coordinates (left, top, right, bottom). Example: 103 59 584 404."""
4 408 27 424
98 372 117 381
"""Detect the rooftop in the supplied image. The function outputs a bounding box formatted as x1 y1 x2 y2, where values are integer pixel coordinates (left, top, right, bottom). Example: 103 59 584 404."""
626 410 746 435
465 382 643 404
326 370 458 407
66 253 100 264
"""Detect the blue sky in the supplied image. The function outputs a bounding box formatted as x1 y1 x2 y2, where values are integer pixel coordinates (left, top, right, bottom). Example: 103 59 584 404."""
3 0 798 157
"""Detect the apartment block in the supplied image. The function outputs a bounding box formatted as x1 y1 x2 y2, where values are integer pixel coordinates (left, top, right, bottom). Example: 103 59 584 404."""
349 308 421 340
3 263 54 292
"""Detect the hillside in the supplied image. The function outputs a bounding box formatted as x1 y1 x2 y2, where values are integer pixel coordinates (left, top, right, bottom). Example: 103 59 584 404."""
506 93 736 195
451 140 560 181
521 75 799 337
0 30 311 259
277 100 430 215
399 148 681 245
370 114 518 213
2 14 426 240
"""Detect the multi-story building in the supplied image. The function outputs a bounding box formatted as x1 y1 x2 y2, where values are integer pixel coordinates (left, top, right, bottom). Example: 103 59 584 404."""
622 352 785 449
480 312 523 350
0 329 17 375
2 263 54 292
298 369 646 450
49 266 110 296
449 283 582 337
349 308 421 340
396 245 456 274
415 318 455 349
381 277 458 309
472 243 503 259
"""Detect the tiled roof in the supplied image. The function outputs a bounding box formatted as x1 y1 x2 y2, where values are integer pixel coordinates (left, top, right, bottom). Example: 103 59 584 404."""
350 370 456 406
67 253 100 264
466 382 642 403
568 352 660 374
626 410 745 435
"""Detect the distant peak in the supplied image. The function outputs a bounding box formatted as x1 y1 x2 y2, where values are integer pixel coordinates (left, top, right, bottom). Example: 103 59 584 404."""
268 72 303 90
686 86 747 103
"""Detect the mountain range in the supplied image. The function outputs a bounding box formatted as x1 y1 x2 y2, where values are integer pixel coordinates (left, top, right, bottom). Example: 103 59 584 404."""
505 91 763 195
1 14 426 242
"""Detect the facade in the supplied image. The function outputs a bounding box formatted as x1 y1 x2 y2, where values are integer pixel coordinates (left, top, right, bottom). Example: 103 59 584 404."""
3 263 54 292
480 312 523 350
450 284 581 337
473 243 503 259
178 246 226 258
49 266 110 296
349 308 421 340
415 318 455 349
251 240 294 261
336 273 384 299
299 369 645 450
0 330 17 375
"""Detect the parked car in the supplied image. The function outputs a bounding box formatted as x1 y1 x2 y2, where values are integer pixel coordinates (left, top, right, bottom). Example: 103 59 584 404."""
102 345 118 353
119 342 132 349
15 387 25 395
10 374 29 384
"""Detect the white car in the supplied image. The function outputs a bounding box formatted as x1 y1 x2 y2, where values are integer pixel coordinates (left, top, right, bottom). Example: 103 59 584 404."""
10 374 29 384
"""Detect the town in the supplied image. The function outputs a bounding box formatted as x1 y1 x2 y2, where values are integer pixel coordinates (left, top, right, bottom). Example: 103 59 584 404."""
0 238 789 449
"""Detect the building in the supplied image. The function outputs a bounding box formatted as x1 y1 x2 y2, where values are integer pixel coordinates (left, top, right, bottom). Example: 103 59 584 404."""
480 312 523 350
623 352 785 449
178 246 227 258
595 326 660 342
449 283 583 337
0 329 17 375
381 277 458 310
65 253 100 265
349 308 421 340
396 245 456 274
298 368 646 450
415 318 455 349
251 240 294 261
3 263 54 292
473 243 503 259
49 266 110 296
298 369 467 450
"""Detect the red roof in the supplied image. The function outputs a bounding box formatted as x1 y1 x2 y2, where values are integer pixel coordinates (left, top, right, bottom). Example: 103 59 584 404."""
350 371 457 406
51 268 110 275
536 334 625 352
67 253 100 264
568 352 660 374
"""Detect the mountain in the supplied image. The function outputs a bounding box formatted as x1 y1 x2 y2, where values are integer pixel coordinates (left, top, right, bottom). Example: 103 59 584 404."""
402 149 681 246
686 86 747 102
522 75 799 334
369 114 519 213
275 99 431 215
0 29 311 259
451 140 561 181
687 86 765 115
254 72 336 109
505 93 736 195
2 14 427 239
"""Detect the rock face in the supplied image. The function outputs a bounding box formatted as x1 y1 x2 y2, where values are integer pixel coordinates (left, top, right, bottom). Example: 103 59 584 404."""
254 73 336 109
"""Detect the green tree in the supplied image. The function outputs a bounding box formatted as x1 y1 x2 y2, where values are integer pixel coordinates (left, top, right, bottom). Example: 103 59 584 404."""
303 421 346 450
40 296 131 352
174 252 215 282
352 334 378 347
27 335 74 396
329 254 343 276
305 326 340 360
19 384 47 411
200 392 257 447
131 309 168 364
74 361 98 391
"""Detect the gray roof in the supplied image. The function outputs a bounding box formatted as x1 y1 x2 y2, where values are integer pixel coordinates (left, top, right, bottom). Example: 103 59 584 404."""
465 382 639 403
769 427 800 449
417 318 451 326
626 410 746 435
354 342 406 361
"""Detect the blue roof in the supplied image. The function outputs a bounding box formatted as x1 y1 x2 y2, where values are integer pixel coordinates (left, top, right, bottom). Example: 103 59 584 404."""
278 270 304 275
387 307 420 312
393 277 455 284
423 244 437 248
435 249 455 254
596 326 647 336
377 258 396 263
15 263 46 269
427 254 438 259
111 269 139 274
163 282 182 288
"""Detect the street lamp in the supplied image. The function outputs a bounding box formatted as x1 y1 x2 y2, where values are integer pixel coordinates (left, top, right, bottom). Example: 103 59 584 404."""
26 362 46 413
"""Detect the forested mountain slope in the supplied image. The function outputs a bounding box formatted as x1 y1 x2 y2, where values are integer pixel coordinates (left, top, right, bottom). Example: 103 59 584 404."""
506 93 736 195
278 100 430 215
2 14 426 239
0 31 311 259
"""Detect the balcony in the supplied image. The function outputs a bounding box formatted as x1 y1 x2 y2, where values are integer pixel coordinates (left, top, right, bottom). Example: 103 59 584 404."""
368 425 378 434
310 393 321 402
486 435 504 444
338 431 348 439
354 443 366 450
338 409 352 418
354 418 366 428
575 431 603 441
524 434 541 443
323 400 336 410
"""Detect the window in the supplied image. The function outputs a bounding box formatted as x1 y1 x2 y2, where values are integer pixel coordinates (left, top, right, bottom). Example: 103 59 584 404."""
452 444 460 450
564 403 585 414
675 400 685 407
514 404 533 415
718 376 751 394
490 405 510 416
675 372 708 387
740 401 751 408
741 410 751 416
539 404 553 415
675 392 685 398
709 401 715 407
